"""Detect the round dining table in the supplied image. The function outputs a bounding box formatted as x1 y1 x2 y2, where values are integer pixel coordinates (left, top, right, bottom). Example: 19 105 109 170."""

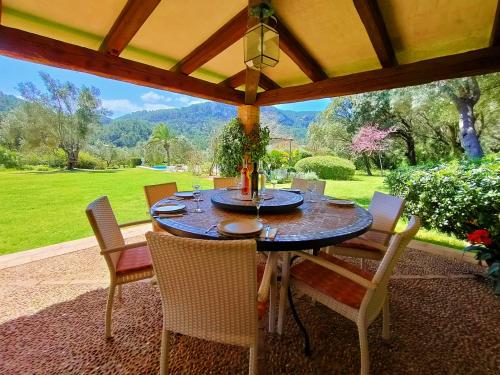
151 188 373 252
151 188 373 356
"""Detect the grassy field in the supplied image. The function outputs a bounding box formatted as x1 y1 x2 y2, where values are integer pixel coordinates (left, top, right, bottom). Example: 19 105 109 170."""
0 168 465 255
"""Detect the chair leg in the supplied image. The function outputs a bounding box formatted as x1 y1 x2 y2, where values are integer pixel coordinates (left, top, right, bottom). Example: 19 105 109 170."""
249 345 258 375
160 329 170 375
268 269 278 333
277 252 291 335
382 296 391 340
357 323 370 375
105 284 116 338
117 284 123 301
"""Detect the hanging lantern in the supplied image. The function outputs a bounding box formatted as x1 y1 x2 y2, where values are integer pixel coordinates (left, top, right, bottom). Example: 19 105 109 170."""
244 4 279 70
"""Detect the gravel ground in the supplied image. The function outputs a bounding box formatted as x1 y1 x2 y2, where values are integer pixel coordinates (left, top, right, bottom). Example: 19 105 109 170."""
0 243 498 374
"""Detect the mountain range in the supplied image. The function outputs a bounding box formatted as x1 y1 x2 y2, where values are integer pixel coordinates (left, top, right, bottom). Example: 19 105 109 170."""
0 91 319 148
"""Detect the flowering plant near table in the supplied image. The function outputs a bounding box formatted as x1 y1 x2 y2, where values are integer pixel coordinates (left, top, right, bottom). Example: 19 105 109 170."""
464 229 500 295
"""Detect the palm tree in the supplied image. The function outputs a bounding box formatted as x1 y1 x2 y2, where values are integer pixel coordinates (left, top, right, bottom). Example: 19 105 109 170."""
148 123 175 165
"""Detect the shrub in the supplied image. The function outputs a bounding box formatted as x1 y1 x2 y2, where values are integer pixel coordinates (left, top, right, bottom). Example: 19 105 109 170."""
385 157 500 243
129 157 142 167
76 152 106 170
0 146 20 168
295 156 355 180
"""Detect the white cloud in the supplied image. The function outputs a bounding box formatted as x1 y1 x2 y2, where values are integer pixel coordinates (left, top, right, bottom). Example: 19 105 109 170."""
178 96 191 104
187 99 207 106
143 103 175 111
140 91 172 103
102 99 141 115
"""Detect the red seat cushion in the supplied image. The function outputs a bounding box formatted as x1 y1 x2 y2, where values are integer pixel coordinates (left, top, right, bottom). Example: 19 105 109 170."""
291 253 374 309
256 262 268 320
116 245 153 275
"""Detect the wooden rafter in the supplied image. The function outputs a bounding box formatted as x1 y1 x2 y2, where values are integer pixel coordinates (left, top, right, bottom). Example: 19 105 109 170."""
171 8 247 75
99 0 161 56
0 25 244 105
353 0 396 68
255 46 500 105
491 0 500 46
259 73 281 90
220 70 280 91
245 67 260 104
274 16 327 82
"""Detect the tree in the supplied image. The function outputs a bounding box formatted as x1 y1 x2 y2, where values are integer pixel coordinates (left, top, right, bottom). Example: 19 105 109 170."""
351 124 394 175
439 77 484 158
17 72 105 169
147 123 175 165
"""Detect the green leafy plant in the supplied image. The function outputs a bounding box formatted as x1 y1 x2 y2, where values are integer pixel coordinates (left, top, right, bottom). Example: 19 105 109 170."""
295 156 355 180
385 157 500 241
216 118 270 177
464 229 500 295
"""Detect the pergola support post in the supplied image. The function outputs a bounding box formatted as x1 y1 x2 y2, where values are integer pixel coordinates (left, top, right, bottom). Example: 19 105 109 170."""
238 105 260 168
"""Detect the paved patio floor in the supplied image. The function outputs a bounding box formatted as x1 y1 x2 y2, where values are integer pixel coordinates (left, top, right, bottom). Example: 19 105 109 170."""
0 238 499 374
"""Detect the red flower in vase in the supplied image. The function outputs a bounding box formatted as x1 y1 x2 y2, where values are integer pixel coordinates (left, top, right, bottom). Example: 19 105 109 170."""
467 229 493 246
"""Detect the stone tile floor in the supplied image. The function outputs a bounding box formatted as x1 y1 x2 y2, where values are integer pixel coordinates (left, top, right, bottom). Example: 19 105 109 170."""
0 239 499 374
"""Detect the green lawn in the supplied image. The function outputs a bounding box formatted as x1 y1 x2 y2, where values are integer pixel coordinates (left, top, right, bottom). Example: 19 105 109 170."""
0 168 465 255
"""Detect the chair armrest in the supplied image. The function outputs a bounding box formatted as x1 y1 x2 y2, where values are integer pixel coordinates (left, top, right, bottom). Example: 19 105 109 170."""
291 251 377 290
368 228 396 236
101 240 148 255
257 253 278 303
119 219 151 228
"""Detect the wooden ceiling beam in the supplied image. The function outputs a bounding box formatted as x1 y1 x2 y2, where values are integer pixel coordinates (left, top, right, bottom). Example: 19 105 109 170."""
353 0 396 68
0 25 244 105
255 46 500 106
99 0 161 56
274 16 328 82
259 73 280 90
245 67 260 104
171 8 247 75
491 0 500 45
220 70 280 91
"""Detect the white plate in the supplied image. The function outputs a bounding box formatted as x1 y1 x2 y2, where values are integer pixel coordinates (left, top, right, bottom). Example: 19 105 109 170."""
174 191 194 198
154 204 186 213
328 199 355 207
217 219 263 235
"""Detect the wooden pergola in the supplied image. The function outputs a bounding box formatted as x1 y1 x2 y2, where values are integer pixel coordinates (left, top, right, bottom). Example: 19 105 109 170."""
0 0 499 132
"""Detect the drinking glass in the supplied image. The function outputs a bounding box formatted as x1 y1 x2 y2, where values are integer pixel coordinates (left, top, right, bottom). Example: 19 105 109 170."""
307 182 318 203
271 178 278 190
193 184 203 213
252 192 265 222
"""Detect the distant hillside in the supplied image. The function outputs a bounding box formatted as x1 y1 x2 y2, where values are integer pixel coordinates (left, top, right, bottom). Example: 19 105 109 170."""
0 92 23 113
109 102 318 148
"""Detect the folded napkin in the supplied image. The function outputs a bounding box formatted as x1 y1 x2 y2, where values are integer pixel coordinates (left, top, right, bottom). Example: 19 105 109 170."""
167 196 184 201
154 213 184 218
259 228 278 240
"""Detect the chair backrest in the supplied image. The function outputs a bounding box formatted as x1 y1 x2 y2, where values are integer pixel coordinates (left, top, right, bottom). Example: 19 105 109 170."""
368 191 405 232
213 176 237 189
361 216 420 322
146 233 259 348
86 196 125 269
144 182 178 208
291 178 326 194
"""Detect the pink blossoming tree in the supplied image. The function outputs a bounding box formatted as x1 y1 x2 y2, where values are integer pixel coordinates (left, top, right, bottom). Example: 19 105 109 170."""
351 124 394 175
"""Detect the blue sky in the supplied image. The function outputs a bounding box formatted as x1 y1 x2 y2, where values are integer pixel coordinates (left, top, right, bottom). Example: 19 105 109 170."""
0 56 331 117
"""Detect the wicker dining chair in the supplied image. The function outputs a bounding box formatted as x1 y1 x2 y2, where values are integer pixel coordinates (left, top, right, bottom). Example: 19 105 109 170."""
213 176 238 189
291 177 326 195
86 196 154 338
144 182 178 232
279 216 420 375
145 233 277 375
327 192 405 266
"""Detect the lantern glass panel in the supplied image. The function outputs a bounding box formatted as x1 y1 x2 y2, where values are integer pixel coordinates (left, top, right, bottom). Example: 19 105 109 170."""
244 23 279 69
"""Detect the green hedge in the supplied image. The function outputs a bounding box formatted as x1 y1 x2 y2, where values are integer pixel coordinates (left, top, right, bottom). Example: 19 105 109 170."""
385 157 500 243
0 146 20 168
295 156 355 180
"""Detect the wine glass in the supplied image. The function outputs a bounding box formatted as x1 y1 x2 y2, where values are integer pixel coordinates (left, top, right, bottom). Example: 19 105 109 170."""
193 184 203 213
307 182 318 203
252 192 265 222
271 178 278 190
